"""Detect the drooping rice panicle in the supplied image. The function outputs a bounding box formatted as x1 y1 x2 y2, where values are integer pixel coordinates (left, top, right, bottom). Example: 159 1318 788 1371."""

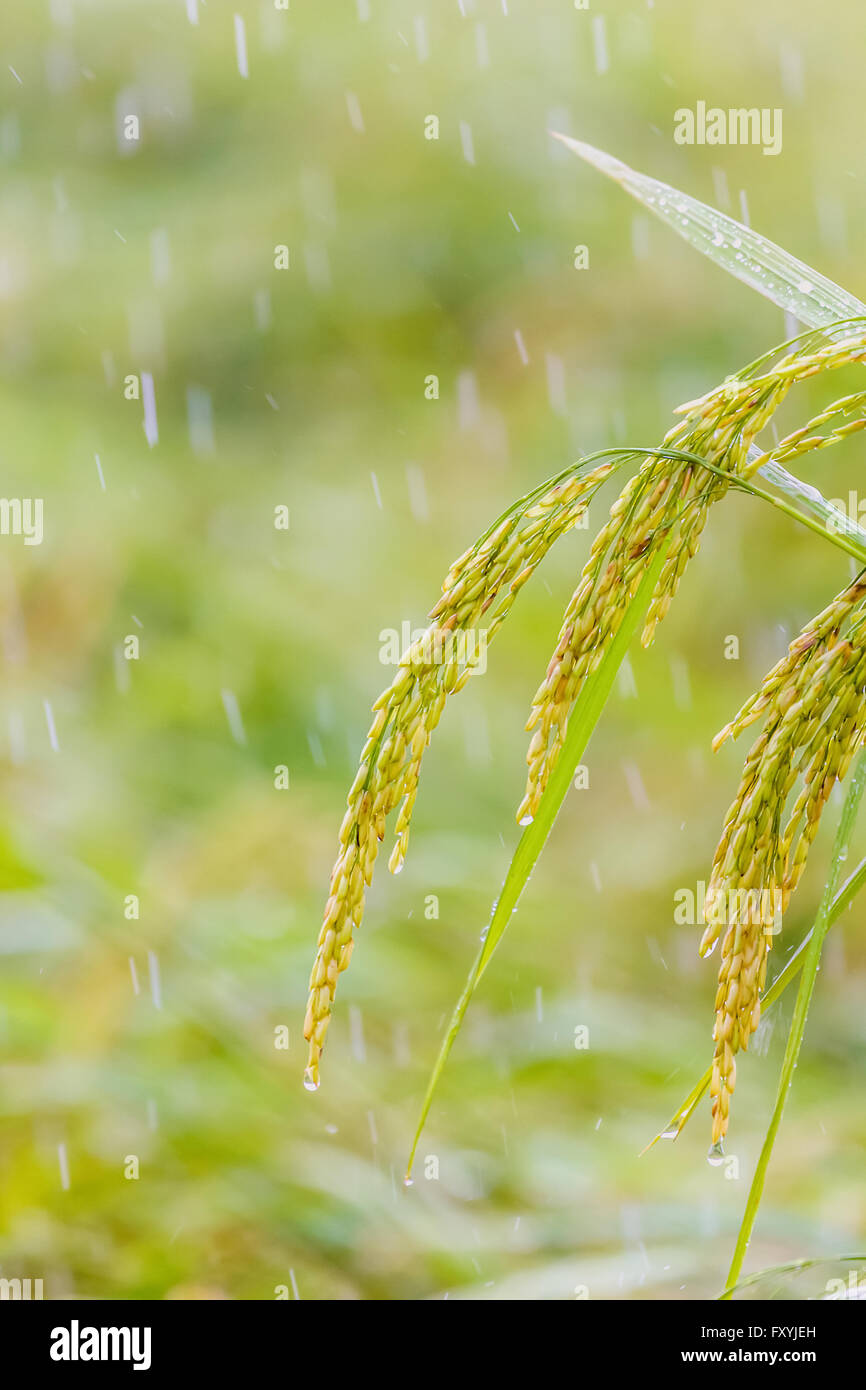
713 575 866 749
518 380 786 823
702 586 866 1144
306 319 866 1097
519 326 866 827
303 457 619 1085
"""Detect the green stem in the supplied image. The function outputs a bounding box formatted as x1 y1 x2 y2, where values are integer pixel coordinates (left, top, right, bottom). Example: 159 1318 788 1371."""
722 748 866 1298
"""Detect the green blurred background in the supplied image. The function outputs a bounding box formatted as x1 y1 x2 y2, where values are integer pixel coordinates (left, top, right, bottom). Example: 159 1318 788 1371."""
1 0 865 1300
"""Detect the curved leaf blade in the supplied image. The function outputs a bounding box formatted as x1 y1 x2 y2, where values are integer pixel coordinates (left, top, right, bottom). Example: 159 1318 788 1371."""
551 134 866 329
405 539 670 1178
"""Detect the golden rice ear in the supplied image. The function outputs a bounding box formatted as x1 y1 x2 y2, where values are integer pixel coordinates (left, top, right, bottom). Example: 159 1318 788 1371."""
303 454 621 1085
307 304 866 1108
519 336 866 829
703 584 866 1141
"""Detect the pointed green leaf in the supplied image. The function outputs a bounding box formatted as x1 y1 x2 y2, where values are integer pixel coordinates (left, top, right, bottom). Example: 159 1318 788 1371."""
551 134 866 329
405 538 670 1178
552 134 866 556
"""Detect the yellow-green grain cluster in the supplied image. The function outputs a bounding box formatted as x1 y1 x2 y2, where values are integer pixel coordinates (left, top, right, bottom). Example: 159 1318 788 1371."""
519 378 789 824
306 318 866 1107
303 460 616 1085
519 327 866 828
702 574 866 1143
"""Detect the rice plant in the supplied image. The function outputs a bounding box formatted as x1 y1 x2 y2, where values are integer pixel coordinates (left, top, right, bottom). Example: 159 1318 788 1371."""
304 139 866 1296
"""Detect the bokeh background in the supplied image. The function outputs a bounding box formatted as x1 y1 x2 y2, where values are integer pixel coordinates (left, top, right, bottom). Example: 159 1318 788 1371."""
2 0 866 1300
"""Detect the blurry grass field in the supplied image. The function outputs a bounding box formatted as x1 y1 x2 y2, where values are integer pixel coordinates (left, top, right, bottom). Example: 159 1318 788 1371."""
1 0 865 1299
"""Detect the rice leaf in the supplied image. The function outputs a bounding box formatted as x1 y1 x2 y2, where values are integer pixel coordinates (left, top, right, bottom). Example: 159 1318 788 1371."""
405 538 670 1179
725 1255 866 1300
551 134 866 328
759 457 866 554
552 134 866 552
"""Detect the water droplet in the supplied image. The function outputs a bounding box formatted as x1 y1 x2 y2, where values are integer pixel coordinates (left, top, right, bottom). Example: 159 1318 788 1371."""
403 1175 414 1187
303 1068 319 1093
661 1126 679 1140
707 1141 725 1166
518 814 533 826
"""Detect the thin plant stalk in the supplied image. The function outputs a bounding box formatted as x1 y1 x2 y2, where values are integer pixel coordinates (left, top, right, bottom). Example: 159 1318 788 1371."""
721 748 866 1298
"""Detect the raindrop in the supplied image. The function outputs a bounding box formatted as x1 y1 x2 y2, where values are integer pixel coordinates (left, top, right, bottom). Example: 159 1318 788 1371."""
707 1141 725 1166
234 14 249 79
148 950 162 1011
346 91 364 133
591 15 609 75
43 700 60 752
459 120 475 166
138 371 161 448
303 1068 319 1092
221 689 247 747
